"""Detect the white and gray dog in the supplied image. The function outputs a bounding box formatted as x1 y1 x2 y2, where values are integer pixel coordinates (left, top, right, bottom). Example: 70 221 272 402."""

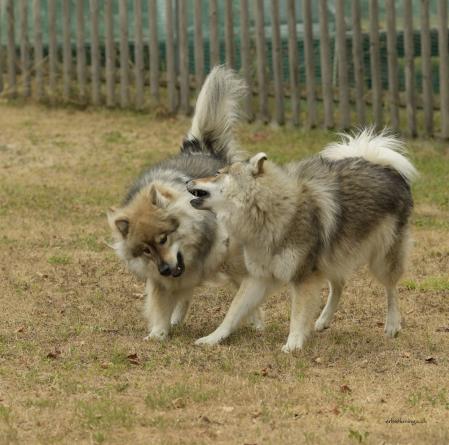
108 67 263 341
188 129 417 352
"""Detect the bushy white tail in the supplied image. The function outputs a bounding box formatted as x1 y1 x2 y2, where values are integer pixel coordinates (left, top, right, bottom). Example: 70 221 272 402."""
322 128 418 183
187 66 247 160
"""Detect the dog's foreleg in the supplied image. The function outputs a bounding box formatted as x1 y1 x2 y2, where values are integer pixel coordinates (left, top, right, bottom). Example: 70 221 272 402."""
384 286 402 338
195 277 271 346
170 296 192 327
283 276 324 353
315 280 344 331
143 281 176 341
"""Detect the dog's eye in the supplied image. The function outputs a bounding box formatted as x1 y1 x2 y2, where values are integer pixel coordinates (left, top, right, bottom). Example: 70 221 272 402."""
159 234 168 245
143 247 152 256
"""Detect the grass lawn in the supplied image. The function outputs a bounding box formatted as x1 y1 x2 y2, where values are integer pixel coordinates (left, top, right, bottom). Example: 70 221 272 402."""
0 102 448 444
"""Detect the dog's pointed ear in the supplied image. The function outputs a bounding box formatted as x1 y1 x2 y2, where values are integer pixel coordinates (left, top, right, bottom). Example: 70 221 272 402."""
149 184 172 208
107 208 129 237
249 152 268 176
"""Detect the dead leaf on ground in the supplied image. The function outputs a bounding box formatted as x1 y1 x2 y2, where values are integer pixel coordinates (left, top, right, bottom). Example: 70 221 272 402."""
46 349 61 359
436 326 449 333
340 384 352 394
401 352 411 358
15 326 25 333
425 356 437 364
222 406 234 413
171 397 186 409
127 353 140 365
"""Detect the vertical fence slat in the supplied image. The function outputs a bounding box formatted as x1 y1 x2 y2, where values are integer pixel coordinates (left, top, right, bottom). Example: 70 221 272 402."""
421 0 433 136
319 0 333 129
149 0 159 101
33 0 44 99
179 0 190 115
404 0 417 137
352 0 365 125
105 0 115 107
119 0 129 108
194 0 204 92
76 0 86 102
134 0 144 110
240 0 253 122
20 0 31 97
336 0 349 129
254 0 269 123
6 0 16 97
302 0 316 128
369 0 382 129
271 0 284 125
0 0 3 94
287 0 300 126
48 0 56 98
438 0 449 139
91 0 100 106
209 0 219 66
386 0 399 131
63 0 71 101
165 0 177 113
224 0 234 68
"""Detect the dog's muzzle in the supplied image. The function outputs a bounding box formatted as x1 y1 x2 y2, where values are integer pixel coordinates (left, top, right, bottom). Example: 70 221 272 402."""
158 252 185 278
186 181 210 209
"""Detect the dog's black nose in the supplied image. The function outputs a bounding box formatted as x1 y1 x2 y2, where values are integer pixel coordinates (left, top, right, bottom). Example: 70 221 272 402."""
158 262 171 276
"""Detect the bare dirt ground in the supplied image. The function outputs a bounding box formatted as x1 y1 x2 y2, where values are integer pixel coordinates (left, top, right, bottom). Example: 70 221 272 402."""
1 103 448 444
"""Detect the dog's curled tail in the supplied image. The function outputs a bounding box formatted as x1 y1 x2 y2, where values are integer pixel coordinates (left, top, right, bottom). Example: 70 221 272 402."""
321 128 418 183
184 66 247 161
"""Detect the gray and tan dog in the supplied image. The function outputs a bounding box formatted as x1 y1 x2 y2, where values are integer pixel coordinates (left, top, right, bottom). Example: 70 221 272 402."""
108 67 263 341
188 129 417 352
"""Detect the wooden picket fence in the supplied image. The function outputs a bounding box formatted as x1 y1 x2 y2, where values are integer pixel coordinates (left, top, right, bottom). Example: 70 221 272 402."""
1 0 449 138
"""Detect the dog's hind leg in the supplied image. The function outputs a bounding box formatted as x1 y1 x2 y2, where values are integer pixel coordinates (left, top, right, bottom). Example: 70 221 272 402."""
370 228 411 338
283 274 324 353
315 280 344 332
171 296 192 327
143 281 177 341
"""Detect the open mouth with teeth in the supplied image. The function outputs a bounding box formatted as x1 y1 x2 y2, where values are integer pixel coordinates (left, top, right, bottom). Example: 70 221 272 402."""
187 187 210 209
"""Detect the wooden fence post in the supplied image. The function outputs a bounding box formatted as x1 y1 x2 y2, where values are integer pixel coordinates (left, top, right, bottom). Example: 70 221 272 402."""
319 0 333 129
20 0 31 97
48 0 56 99
386 0 399 131
149 0 159 101
404 0 417 137
303 0 316 128
33 0 44 99
369 0 382 129
420 0 433 136
119 0 129 108
254 0 269 123
6 0 16 98
105 0 115 107
63 0 72 101
336 0 349 130
76 0 86 102
240 0 253 122
134 0 144 110
352 0 365 125
165 0 177 113
91 0 101 106
287 0 300 126
194 0 204 92
438 0 449 139
209 0 219 66
271 0 284 125
224 0 234 68
178 0 190 115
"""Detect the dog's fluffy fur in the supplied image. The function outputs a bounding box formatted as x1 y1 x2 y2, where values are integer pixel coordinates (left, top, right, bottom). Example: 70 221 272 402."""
188 128 417 352
108 67 262 341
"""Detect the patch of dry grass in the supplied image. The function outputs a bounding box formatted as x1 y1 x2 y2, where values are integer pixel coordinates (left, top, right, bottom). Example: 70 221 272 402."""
1 103 448 444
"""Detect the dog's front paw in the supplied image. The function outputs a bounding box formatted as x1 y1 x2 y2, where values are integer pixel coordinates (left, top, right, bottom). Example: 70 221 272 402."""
144 329 169 341
314 317 330 332
281 335 305 353
194 332 225 347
